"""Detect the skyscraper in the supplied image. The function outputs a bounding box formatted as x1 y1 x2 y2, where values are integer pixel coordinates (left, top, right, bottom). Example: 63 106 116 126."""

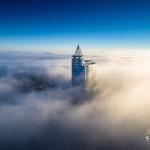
72 45 95 88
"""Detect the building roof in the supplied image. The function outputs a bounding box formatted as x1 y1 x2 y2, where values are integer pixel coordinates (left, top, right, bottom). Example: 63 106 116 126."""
74 44 82 56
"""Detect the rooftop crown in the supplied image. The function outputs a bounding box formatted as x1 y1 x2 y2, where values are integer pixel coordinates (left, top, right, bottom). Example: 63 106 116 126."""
74 44 82 56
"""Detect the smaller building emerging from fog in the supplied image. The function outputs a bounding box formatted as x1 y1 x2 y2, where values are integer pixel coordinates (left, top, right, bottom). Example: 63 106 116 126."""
72 45 95 88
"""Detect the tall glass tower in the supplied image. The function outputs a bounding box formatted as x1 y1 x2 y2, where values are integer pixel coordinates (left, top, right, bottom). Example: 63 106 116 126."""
72 45 95 88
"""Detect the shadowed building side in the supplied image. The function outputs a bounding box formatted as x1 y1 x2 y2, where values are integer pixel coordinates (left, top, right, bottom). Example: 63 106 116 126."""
72 45 95 88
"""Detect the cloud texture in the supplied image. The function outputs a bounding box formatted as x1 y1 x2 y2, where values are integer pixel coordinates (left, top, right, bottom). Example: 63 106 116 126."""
0 51 150 150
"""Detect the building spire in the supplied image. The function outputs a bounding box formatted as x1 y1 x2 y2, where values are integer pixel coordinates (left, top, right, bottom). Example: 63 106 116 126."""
77 43 80 49
74 44 82 56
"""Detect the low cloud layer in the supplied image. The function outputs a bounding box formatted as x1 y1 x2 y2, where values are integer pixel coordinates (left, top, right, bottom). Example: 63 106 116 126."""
0 51 150 150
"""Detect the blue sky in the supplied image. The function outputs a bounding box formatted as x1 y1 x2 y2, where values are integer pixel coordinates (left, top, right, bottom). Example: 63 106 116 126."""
0 0 150 53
